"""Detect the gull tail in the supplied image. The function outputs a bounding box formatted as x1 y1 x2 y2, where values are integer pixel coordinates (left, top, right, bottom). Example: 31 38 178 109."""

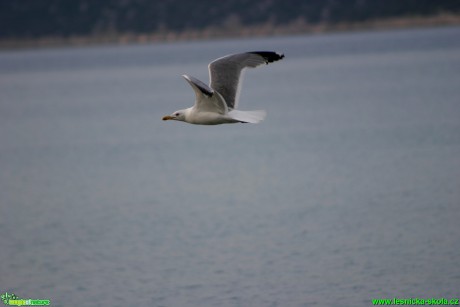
228 110 267 124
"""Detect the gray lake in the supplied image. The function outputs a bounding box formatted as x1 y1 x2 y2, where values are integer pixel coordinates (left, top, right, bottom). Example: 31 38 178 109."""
1 26 460 306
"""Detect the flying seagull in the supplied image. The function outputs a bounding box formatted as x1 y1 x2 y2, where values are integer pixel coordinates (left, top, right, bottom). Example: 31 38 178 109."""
162 51 284 125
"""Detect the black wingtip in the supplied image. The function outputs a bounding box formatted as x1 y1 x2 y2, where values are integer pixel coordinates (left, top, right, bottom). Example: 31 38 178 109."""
249 51 285 64
183 74 214 97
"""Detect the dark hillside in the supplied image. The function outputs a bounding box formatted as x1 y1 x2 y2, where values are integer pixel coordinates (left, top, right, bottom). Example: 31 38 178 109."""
1 0 459 40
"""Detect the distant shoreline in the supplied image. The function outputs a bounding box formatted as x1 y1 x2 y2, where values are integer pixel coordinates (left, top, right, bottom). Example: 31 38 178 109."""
1 13 459 50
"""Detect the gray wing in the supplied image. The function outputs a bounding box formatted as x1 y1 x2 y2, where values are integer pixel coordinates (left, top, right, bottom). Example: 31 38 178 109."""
182 74 227 114
208 51 284 109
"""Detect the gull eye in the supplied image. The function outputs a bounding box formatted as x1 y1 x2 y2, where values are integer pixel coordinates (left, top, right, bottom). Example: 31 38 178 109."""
175 113 180 116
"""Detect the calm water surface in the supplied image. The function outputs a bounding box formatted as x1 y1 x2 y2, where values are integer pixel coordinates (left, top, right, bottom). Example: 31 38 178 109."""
1 26 460 306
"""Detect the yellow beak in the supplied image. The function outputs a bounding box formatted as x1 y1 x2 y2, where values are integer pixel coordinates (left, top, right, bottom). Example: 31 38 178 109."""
162 115 174 121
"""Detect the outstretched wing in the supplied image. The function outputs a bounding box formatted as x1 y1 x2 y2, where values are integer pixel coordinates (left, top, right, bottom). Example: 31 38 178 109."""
182 75 227 114
208 51 284 109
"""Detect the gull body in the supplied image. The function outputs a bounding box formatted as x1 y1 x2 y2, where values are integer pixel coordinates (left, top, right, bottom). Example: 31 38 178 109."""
162 51 284 125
